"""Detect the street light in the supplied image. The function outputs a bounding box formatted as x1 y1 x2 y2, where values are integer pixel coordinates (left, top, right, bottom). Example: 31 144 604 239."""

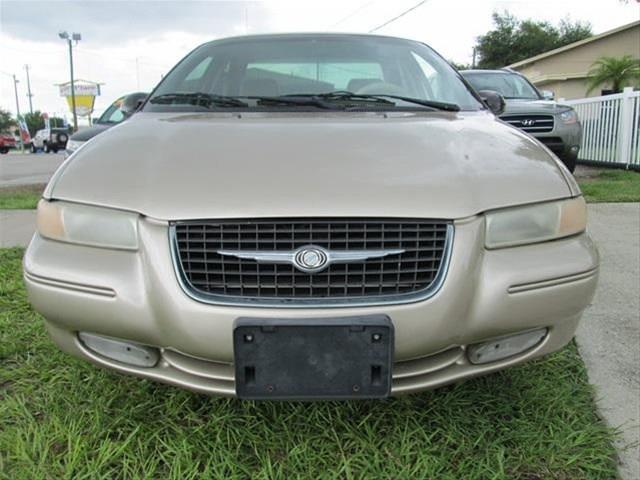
59 31 81 131
12 74 24 151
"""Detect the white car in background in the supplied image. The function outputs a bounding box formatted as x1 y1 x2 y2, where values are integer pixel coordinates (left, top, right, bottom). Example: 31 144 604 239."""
31 127 69 153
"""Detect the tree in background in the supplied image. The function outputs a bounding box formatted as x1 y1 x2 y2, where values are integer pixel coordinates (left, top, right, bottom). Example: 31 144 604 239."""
475 12 592 69
22 111 69 137
0 108 16 132
586 55 640 94
557 18 594 45
23 111 45 137
49 116 67 128
449 60 472 70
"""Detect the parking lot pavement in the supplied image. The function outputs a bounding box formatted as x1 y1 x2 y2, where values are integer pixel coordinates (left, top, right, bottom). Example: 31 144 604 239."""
1 203 638 476
0 210 36 247
576 203 640 480
0 151 65 187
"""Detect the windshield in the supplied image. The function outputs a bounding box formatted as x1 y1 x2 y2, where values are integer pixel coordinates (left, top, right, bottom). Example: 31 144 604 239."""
462 72 541 100
97 98 126 124
145 35 483 112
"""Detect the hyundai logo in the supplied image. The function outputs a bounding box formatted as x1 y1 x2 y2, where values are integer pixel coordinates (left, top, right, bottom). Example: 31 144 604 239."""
521 119 536 127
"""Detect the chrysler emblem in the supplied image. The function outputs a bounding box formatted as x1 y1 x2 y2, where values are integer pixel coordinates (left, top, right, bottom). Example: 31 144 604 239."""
294 247 329 272
521 119 536 127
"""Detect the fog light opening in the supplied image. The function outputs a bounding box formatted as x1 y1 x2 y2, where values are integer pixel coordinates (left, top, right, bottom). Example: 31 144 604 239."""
467 328 547 365
78 332 159 368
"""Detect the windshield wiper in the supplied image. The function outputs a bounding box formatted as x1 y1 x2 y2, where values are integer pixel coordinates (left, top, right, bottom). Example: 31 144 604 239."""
150 92 249 108
295 91 396 107
366 94 461 111
249 95 338 109
251 92 400 110
280 92 460 112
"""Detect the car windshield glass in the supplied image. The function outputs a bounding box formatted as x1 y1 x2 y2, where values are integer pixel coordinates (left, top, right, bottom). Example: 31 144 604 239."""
462 72 540 100
97 100 126 124
145 35 482 112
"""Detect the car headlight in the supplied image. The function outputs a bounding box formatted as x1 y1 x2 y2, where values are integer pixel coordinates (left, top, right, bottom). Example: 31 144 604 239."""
37 200 138 250
485 197 586 249
559 109 578 125
66 140 85 152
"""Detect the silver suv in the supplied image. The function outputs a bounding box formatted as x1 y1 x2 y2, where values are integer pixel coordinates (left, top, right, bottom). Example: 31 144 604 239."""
461 69 581 172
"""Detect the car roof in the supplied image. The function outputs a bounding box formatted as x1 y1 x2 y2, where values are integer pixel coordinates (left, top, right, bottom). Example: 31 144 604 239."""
202 32 427 48
460 69 518 75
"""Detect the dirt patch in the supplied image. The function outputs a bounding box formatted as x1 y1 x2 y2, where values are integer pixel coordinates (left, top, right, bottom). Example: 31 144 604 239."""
573 165 604 182
0 183 46 195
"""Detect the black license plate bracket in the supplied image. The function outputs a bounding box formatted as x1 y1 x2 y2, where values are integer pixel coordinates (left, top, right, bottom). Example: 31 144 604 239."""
233 315 393 400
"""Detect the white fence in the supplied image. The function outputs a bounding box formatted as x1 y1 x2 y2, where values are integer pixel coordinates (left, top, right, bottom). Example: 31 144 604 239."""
564 87 640 168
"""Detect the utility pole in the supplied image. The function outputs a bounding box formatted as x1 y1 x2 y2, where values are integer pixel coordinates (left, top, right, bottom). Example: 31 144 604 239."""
135 57 140 90
12 74 24 151
472 47 477 69
59 31 81 131
24 64 34 114
69 39 77 130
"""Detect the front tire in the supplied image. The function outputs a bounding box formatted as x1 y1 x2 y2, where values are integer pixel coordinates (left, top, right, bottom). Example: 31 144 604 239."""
31 143 37 153
43 142 50 153
560 155 577 173
0 148 8 154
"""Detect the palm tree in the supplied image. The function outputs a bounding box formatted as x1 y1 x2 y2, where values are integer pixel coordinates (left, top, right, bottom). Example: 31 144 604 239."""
586 55 640 94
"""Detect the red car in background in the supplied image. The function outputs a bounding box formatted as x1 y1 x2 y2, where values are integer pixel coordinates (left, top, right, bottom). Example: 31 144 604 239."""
0 132 16 154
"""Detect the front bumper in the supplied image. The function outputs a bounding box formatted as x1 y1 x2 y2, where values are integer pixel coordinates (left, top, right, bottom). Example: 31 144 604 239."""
24 215 599 396
532 121 582 159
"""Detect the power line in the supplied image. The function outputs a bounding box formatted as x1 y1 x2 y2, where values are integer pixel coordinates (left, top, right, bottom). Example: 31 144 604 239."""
1 44 171 70
368 0 429 33
76 47 171 70
329 1 376 28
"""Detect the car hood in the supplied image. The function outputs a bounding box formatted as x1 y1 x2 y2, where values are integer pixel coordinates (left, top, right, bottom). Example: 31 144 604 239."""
48 111 573 220
503 99 572 115
69 124 112 142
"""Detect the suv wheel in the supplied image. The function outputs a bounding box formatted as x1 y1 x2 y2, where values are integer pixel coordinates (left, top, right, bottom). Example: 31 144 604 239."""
31 143 37 153
43 142 50 153
560 155 577 173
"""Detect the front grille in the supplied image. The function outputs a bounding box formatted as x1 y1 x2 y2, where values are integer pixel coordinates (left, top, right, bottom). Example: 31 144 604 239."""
173 218 451 305
537 136 564 152
501 114 554 133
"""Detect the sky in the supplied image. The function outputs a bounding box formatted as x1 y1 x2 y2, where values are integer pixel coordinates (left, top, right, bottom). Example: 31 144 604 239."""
1 0 638 122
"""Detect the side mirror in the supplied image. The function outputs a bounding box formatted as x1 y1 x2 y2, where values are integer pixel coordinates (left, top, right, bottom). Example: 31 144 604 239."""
478 90 505 116
120 94 148 117
541 90 554 100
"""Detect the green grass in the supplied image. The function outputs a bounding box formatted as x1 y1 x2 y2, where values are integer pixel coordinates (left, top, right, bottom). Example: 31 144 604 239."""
0 248 619 479
577 169 640 203
0 185 43 209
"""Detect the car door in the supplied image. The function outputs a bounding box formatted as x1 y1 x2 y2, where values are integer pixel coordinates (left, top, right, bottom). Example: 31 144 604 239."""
33 131 42 147
34 130 47 147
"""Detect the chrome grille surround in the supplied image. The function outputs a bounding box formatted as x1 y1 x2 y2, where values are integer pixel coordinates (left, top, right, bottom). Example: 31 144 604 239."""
501 114 555 133
170 218 453 307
